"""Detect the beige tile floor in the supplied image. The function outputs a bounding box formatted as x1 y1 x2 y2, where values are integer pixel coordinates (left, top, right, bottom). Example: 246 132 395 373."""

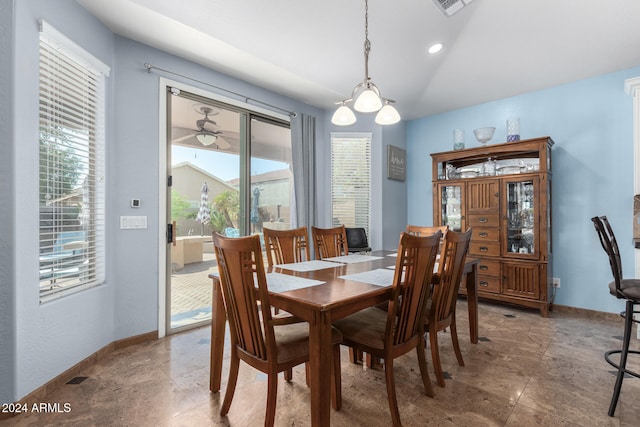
5 301 640 426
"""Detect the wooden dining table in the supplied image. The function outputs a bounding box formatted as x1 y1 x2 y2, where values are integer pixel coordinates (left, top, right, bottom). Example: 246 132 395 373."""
208 251 479 426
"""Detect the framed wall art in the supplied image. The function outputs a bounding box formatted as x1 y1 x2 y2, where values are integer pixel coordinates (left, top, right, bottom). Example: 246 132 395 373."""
387 145 406 181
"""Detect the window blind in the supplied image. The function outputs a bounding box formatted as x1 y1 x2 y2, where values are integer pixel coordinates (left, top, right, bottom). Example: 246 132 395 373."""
330 136 371 237
38 20 108 301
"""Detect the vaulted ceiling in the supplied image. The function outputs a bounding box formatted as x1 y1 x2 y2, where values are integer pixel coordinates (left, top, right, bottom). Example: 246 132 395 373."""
78 0 640 120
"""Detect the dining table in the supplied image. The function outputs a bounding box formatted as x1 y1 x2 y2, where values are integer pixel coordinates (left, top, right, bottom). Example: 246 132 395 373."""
208 250 479 426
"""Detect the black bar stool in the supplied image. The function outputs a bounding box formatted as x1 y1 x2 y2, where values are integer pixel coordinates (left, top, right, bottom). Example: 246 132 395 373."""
592 215 640 417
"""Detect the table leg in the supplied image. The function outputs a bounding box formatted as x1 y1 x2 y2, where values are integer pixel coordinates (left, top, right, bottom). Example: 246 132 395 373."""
308 311 332 426
465 263 479 344
210 276 226 392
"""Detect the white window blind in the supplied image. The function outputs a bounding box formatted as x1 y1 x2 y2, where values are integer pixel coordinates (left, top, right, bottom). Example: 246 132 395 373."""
330 135 371 237
38 20 108 301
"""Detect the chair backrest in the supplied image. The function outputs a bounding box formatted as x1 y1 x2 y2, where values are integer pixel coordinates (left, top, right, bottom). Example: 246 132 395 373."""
405 224 449 238
429 228 472 325
213 233 275 362
345 227 371 252
592 216 624 297
311 225 349 259
263 226 311 267
386 231 441 347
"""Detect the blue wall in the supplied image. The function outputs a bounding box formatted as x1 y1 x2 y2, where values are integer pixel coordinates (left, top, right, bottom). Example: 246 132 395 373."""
407 67 640 314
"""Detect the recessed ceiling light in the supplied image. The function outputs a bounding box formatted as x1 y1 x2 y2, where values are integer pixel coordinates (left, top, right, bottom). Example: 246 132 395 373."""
428 43 443 54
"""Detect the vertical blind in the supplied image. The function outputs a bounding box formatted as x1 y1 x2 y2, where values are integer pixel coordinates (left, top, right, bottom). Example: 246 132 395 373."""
38 21 108 300
330 136 371 236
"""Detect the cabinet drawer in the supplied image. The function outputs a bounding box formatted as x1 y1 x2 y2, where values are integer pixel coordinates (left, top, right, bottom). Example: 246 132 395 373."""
472 227 500 242
477 259 501 276
468 214 500 227
469 241 500 257
478 275 501 293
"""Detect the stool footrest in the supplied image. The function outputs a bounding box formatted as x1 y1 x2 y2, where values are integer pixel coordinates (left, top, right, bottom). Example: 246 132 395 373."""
604 349 640 379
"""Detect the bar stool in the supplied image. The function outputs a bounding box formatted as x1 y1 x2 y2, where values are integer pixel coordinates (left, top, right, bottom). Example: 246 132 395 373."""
592 215 640 417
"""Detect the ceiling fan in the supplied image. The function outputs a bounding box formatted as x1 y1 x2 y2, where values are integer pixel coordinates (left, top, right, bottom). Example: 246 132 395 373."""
171 106 232 149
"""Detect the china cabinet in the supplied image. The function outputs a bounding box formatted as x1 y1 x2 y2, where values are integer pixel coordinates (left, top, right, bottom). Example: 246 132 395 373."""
431 137 553 316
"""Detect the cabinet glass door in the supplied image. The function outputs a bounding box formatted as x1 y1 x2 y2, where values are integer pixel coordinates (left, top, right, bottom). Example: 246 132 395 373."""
504 178 538 257
440 184 463 232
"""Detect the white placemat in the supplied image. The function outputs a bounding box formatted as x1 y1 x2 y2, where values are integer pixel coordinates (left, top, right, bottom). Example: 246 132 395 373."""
339 268 395 287
266 273 325 293
324 254 383 264
276 260 344 272
386 262 439 272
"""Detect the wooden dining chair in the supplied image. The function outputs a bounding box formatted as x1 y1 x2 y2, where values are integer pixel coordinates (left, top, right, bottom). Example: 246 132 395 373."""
213 233 343 426
425 228 472 387
333 231 441 426
263 226 311 267
311 225 348 259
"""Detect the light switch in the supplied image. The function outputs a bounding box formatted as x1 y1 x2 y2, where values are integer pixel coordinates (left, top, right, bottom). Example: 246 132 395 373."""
120 215 147 229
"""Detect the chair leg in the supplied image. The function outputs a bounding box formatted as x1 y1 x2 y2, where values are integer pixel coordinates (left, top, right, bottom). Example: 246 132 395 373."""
609 301 634 417
220 349 240 416
450 313 465 367
332 344 342 411
429 329 445 387
349 347 363 364
284 368 293 382
383 356 402 427
416 336 435 398
265 372 278 427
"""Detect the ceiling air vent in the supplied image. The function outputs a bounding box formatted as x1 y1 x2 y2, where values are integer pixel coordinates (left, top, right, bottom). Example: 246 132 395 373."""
432 0 473 17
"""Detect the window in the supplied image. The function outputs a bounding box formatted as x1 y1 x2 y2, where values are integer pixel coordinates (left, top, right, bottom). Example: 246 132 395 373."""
330 134 371 236
38 21 109 301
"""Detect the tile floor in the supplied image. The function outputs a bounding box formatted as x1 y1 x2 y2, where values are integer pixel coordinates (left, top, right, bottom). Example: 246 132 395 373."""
5 301 640 426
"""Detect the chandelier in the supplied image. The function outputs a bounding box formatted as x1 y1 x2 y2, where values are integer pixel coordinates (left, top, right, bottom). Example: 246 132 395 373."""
331 0 401 126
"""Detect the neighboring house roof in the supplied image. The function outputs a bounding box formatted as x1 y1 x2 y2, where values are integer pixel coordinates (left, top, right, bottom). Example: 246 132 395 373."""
172 161 237 192
228 168 290 186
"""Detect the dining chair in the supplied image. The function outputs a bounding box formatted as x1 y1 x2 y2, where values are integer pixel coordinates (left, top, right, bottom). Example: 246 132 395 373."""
333 231 441 426
592 215 640 417
345 227 372 253
425 228 472 387
263 226 311 267
213 233 343 426
311 225 349 259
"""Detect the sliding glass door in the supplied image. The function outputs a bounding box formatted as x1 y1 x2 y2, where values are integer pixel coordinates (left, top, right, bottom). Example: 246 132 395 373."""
166 89 291 333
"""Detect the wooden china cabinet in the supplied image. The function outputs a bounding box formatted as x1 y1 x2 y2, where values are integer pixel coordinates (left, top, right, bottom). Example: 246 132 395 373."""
431 137 553 316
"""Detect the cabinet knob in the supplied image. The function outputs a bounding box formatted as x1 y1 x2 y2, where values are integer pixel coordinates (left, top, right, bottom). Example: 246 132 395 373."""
479 247 488 252
479 232 488 237
495 192 499 197
479 265 488 271
479 217 488 223
479 281 489 287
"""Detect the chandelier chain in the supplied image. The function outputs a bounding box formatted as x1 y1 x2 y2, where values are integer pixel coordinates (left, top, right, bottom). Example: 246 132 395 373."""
363 0 370 83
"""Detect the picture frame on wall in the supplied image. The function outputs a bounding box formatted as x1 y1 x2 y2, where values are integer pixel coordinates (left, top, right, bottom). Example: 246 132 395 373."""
387 145 406 181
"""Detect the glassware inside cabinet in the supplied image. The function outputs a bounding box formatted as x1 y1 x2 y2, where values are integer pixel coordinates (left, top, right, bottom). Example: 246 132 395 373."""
506 180 535 255
441 185 462 232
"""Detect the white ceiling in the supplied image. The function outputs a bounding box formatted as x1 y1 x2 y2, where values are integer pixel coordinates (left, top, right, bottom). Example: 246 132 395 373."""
77 0 640 120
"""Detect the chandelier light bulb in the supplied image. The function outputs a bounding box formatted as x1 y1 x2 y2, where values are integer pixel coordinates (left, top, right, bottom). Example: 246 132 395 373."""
354 88 383 113
331 105 357 126
375 103 401 125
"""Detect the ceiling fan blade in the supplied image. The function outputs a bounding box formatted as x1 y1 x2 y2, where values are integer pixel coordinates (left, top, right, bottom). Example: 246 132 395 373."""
171 126 197 142
172 133 196 143
215 137 231 149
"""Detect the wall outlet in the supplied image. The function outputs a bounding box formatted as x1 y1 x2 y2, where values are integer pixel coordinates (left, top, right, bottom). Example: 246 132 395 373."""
552 277 561 288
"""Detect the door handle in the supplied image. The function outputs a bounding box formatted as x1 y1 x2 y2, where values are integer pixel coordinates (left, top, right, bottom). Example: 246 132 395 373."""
168 222 177 245
480 281 489 287
479 265 489 271
479 246 488 252
479 217 488 223
479 232 488 237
